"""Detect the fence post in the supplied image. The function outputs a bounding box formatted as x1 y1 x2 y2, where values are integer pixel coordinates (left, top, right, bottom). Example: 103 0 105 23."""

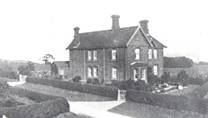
117 89 126 101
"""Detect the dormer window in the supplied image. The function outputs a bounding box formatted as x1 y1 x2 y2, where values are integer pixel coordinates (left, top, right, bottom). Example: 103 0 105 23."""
135 48 140 60
111 49 117 60
153 49 158 59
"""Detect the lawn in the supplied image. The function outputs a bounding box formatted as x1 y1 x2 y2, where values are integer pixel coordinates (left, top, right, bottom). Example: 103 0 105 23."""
108 101 207 118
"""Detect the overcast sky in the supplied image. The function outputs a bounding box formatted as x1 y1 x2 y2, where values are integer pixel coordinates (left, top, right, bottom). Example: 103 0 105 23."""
0 0 208 63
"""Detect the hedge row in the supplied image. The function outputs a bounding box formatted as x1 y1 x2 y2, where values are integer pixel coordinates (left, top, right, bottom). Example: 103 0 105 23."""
0 87 69 118
8 88 59 102
189 81 208 98
0 97 69 118
27 78 118 99
126 90 208 114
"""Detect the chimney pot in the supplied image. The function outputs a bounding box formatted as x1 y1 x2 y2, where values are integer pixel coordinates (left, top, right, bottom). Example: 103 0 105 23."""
111 15 120 30
73 27 80 38
139 20 149 34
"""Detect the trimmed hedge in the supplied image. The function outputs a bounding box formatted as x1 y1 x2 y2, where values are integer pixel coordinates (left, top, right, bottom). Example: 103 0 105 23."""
126 90 208 114
8 88 59 102
0 97 69 118
189 81 208 98
0 88 69 118
27 78 118 99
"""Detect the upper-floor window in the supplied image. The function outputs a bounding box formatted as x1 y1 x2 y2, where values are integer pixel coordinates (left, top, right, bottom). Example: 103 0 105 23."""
153 65 158 76
87 67 92 78
153 49 158 59
88 51 92 61
111 67 117 80
93 50 97 61
135 48 140 60
148 49 152 59
111 49 117 60
93 66 98 77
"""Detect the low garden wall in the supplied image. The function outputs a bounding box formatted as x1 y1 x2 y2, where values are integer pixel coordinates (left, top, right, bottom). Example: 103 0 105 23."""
27 78 118 99
126 90 208 114
0 88 69 118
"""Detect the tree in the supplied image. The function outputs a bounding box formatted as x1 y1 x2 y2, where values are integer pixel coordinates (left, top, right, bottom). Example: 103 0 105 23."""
164 56 194 68
40 54 55 64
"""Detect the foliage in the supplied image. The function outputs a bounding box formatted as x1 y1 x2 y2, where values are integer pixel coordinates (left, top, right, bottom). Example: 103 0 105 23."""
41 54 55 64
27 78 118 99
0 69 18 79
51 63 58 77
27 61 35 71
164 56 194 68
87 78 101 85
126 90 208 114
72 76 81 82
17 65 30 76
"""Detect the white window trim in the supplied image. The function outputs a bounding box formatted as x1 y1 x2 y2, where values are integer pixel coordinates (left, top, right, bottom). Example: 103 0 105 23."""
93 67 98 78
153 65 159 76
153 49 158 59
111 49 117 61
93 50 97 61
88 67 92 78
88 51 92 61
135 48 140 60
148 49 152 59
112 67 117 80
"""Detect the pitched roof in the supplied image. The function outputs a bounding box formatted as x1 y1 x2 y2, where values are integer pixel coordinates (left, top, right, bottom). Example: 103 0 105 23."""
66 26 166 50
53 61 70 68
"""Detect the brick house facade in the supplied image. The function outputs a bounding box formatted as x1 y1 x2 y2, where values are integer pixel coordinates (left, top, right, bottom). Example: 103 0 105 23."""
66 15 166 83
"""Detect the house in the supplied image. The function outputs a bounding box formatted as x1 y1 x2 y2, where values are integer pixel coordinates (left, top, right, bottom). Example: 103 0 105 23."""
66 15 166 84
52 61 70 78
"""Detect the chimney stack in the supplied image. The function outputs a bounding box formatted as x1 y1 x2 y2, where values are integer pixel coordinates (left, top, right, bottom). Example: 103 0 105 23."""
111 15 120 30
73 27 80 38
139 20 149 34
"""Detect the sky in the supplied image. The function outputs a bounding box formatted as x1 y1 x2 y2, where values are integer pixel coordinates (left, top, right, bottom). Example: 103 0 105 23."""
0 0 208 63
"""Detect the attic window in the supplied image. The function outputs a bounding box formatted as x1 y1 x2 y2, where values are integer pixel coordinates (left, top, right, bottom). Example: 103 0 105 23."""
153 49 158 59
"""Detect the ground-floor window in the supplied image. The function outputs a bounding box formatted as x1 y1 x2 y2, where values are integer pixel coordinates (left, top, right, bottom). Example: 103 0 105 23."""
112 67 117 80
93 66 98 77
88 67 92 78
153 65 159 76
133 68 140 81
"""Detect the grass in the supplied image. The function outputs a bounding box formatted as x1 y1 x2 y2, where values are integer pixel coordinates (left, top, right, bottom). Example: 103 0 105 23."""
108 101 208 118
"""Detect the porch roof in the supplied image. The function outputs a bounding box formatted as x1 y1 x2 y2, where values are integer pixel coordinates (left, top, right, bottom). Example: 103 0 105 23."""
130 62 147 67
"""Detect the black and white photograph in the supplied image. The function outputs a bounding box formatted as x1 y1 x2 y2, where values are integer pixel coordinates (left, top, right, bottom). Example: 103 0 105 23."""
0 0 208 117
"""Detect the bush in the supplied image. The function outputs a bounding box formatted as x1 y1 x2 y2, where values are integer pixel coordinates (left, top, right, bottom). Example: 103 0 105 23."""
161 72 171 83
126 89 208 114
134 80 152 91
72 76 81 83
177 70 189 86
27 78 118 99
148 74 161 86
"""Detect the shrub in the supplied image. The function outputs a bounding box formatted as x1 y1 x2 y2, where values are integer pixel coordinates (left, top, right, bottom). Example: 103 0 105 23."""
126 89 208 114
161 72 171 83
134 80 152 92
92 78 100 85
72 76 81 82
148 74 161 85
86 78 92 84
27 78 118 99
177 70 189 86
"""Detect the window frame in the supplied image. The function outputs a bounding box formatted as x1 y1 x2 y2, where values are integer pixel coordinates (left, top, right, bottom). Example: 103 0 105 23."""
87 50 92 61
93 66 98 78
153 49 158 59
111 49 117 61
93 50 97 61
111 67 117 80
87 67 93 78
148 49 152 59
153 65 159 76
135 48 141 60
